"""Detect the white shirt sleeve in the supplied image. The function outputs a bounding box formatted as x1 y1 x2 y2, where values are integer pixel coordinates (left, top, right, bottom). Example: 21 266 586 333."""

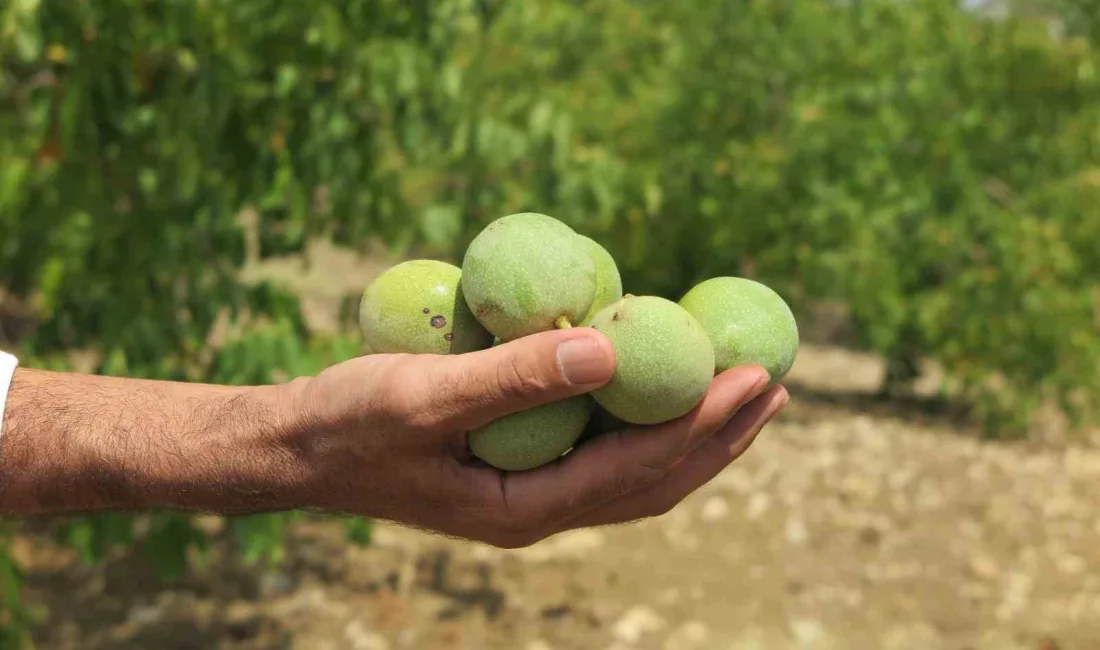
0 350 18 442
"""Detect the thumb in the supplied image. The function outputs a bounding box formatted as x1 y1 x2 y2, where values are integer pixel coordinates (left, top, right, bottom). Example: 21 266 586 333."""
420 327 616 432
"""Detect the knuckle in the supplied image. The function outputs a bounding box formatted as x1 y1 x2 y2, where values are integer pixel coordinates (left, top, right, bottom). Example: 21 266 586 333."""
482 510 549 549
405 403 447 432
647 496 680 518
608 432 673 490
485 530 541 550
405 407 448 433
376 360 443 430
495 354 549 401
605 473 641 502
637 460 674 484
667 428 701 462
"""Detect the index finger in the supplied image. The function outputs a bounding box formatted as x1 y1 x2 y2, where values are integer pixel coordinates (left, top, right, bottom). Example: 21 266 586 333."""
489 364 770 531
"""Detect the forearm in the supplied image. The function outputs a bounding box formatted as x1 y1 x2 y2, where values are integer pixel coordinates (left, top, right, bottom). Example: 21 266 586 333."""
0 368 312 516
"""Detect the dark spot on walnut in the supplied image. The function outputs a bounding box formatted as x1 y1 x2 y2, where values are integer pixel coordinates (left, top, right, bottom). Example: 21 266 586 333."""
422 307 430 314
476 301 502 318
443 332 454 341
430 315 447 328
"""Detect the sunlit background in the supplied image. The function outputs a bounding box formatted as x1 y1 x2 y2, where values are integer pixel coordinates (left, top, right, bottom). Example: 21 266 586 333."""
2 0 1099 648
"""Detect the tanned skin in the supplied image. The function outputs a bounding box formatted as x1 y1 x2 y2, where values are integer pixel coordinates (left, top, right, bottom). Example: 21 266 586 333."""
0 328 788 548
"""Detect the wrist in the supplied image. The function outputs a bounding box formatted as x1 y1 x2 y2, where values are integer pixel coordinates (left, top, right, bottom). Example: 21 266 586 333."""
258 373 361 514
259 369 387 518
243 376 322 510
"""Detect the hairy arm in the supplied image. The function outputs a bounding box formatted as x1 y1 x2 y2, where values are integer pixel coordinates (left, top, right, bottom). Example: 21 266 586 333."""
0 368 308 516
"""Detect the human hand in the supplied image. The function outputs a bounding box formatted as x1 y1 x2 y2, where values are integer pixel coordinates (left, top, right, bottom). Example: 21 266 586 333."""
279 327 788 548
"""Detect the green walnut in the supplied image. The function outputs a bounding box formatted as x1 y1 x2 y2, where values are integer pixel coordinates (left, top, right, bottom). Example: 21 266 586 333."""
461 213 596 342
577 236 624 325
358 259 493 355
588 295 715 426
468 396 596 471
679 276 799 384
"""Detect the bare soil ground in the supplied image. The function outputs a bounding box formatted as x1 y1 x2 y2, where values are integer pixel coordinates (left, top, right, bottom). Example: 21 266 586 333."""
12 240 1100 649
15 339 1100 650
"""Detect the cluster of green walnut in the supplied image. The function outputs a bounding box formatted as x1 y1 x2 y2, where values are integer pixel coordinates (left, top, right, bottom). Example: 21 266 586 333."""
358 213 799 472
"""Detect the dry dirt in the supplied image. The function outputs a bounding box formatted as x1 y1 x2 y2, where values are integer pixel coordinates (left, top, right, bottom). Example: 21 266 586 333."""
12 241 1100 649
14 340 1100 650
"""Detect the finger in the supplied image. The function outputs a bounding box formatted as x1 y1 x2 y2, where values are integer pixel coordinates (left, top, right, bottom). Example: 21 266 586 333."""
494 364 771 529
562 385 789 530
416 327 615 432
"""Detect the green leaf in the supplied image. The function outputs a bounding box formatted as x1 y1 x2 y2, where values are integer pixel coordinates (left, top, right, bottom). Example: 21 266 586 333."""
344 517 374 547
143 516 206 582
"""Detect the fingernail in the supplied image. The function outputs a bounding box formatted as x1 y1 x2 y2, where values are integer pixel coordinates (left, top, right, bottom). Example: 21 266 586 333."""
557 336 613 385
